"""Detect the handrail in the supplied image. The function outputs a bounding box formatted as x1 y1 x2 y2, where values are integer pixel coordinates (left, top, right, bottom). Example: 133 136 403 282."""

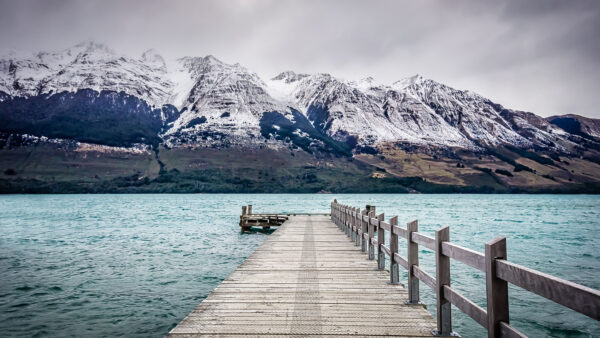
330 200 600 338
411 232 436 250
496 260 600 319
442 241 485 271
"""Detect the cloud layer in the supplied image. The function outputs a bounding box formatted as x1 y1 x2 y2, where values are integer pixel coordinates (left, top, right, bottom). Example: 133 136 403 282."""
1 0 599 117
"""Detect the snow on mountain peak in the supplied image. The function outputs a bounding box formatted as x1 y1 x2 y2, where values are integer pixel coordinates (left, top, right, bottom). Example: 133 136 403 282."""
141 49 167 70
272 71 310 83
392 74 424 89
0 43 584 153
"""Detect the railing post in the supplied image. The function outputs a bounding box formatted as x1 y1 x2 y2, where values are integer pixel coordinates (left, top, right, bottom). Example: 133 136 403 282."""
389 216 399 284
369 213 383 260
332 203 335 222
356 210 364 247
351 208 357 242
406 220 420 304
434 226 454 336
346 206 350 234
485 237 509 338
349 207 354 237
364 205 371 252
377 216 385 270
248 205 252 215
345 206 349 234
367 206 376 252
340 205 344 230
348 207 353 238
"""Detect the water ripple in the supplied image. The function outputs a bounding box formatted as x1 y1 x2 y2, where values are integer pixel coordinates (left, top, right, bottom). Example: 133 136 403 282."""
0 194 598 338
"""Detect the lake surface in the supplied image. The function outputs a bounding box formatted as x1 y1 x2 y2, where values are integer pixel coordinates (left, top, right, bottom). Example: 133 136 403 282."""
0 194 598 337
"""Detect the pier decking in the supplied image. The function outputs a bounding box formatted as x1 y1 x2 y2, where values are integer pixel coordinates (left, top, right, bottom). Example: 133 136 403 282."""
169 200 599 337
167 215 436 337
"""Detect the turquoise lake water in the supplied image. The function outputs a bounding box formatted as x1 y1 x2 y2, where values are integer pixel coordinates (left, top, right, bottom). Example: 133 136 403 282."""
0 194 598 337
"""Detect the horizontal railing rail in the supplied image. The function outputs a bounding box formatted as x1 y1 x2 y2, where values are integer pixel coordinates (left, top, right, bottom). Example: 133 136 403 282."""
330 200 600 338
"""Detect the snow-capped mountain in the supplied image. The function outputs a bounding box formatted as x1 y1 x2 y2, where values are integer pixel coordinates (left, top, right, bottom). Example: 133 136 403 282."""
161 55 292 148
0 42 173 108
0 42 591 155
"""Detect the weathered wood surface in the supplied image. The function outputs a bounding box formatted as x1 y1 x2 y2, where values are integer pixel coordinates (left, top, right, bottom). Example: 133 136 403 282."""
167 215 436 337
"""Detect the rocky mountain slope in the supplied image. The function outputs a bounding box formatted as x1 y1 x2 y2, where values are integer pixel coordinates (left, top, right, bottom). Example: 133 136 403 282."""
547 114 600 140
1 42 599 193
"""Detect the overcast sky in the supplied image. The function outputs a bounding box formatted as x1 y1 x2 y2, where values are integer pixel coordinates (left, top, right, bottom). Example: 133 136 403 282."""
1 0 599 117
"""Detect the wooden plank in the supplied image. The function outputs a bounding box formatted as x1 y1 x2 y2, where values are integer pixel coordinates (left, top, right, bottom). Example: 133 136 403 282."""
413 265 436 290
392 224 407 238
393 252 409 270
379 221 391 231
443 285 488 329
380 244 391 257
411 232 436 251
496 259 600 320
441 242 485 272
168 215 436 337
499 321 527 338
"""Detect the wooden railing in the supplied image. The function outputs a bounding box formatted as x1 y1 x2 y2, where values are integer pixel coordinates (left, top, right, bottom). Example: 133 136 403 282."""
330 200 600 338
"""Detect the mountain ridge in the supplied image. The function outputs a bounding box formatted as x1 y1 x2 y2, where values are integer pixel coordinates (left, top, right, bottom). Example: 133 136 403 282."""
3 42 596 152
1 42 599 193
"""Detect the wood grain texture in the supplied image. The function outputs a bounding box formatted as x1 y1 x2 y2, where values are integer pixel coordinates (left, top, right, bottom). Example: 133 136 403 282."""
411 232 436 251
167 215 436 337
441 242 485 272
485 237 509 338
443 285 487 329
496 260 600 320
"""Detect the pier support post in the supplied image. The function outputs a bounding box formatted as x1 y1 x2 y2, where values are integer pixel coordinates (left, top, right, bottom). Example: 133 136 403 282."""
406 220 420 304
485 237 509 338
389 216 400 284
434 226 454 336
377 216 386 270
240 206 249 231
248 205 252 215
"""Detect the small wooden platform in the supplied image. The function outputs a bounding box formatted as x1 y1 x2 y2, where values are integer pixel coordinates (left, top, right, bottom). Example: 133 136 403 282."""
168 215 436 337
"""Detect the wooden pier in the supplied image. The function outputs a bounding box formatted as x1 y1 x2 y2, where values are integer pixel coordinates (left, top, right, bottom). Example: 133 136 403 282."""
239 204 329 232
169 200 600 337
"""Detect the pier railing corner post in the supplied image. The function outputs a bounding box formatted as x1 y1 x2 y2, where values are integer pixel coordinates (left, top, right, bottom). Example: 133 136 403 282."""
389 216 400 284
485 237 509 338
434 226 454 336
406 220 421 305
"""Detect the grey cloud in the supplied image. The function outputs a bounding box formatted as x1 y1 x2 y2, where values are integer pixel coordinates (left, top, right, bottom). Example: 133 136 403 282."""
0 0 598 117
